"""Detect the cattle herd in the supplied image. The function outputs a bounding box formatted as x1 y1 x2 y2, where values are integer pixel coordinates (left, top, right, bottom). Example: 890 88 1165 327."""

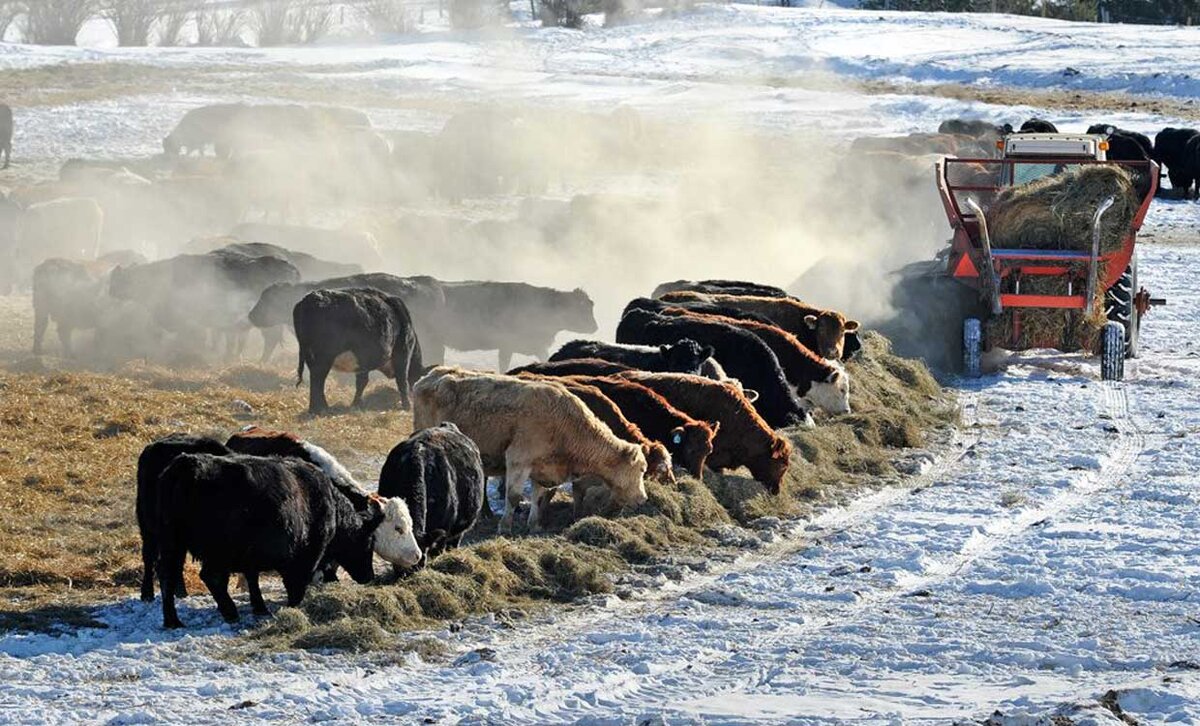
127 271 861 627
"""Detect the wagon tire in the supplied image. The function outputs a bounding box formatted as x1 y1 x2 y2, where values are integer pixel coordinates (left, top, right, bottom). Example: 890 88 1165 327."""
963 317 982 379
1100 322 1125 381
1104 256 1139 359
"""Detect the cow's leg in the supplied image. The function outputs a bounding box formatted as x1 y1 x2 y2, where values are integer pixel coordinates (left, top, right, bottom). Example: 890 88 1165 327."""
497 348 513 373
500 462 532 535
393 354 413 411
244 571 269 616
572 479 593 518
32 308 48 356
139 531 157 602
352 370 369 408
158 539 187 629
260 326 283 363
282 567 311 607
57 326 73 358
308 361 332 414
200 565 238 623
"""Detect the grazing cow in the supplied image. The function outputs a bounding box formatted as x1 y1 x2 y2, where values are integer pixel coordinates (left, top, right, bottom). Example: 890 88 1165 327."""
0 103 10 169
1019 119 1058 134
559 374 715 479
136 434 232 602
109 250 300 357
16 198 104 271
191 239 362 281
1153 127 1199 199
658 307 851 415
294 288 424 413
651 279 790 300
659 291 859 361
229 223 385 271
440 281 598 371
549 338 713 374
224 426 422 577
617 309 811 429
249 273 446 363
1087 125 1153 159
517 373 674 486
32 258 115 357
622 372 792 495
412 367 648 533
509 357 635 378
377 422 487 567
163 104 244 155
157 454 406 628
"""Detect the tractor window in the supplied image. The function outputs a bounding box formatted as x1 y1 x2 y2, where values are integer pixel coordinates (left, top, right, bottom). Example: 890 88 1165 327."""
1012 162 1061 185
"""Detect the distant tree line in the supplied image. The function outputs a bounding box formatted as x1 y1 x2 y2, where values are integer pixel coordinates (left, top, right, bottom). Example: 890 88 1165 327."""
0 0 523 46
859 0 1198 24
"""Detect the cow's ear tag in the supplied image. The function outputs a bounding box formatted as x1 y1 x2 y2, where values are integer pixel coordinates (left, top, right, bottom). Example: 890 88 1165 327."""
672 433 683 445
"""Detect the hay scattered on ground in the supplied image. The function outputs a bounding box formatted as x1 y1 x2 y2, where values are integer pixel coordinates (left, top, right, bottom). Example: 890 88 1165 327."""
989 164 1138 254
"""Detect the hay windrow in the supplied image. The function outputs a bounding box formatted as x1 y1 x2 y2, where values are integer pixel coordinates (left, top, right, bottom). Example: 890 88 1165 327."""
988 164 1138 254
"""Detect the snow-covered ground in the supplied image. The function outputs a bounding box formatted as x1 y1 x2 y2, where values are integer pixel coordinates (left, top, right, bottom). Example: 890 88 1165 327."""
2 6 1200 724
1 234 1197 723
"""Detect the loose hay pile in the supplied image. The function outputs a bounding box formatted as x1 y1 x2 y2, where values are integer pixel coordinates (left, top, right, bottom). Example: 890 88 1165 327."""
988 164 1138 254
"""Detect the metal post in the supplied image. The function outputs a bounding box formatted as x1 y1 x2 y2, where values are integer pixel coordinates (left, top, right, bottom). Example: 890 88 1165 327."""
1085 195 1115 306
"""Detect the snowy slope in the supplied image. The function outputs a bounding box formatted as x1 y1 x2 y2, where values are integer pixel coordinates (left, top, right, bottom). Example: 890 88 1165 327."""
4 5 1200 100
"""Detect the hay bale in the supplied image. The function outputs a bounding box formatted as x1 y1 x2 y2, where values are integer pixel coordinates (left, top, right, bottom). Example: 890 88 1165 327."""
988 165 1137 254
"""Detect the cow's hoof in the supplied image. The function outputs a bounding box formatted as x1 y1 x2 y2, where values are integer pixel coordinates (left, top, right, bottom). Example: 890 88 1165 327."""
221 612 240 624
140 594 154 603
252 607 270 617
163 619 184 630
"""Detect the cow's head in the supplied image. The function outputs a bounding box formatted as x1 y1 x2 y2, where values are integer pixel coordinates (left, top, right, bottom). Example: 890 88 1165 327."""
644 443 676 484
562 288 598 334
162 135 181 155
804 313 860 360
249 282 303 329
671 421 716 479
660 339 713 374
371 496 423 569
803 363 851 416
609 444 649 508
750 435 792 496
334 499 387 585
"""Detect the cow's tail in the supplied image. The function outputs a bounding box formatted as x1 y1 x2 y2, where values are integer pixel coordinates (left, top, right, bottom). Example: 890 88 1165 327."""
296 337 307 386
407 334 425 389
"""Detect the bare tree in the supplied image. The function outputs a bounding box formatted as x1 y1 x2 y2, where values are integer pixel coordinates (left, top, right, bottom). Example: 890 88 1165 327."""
251 0 334 47
195 3 245 46
24 0 96 45
361 0 412 34
103 0 157 46
154 2 191 46
0 1 25 42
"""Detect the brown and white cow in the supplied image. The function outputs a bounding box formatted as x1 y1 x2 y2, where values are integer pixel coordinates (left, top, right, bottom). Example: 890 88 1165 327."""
412 366 648 533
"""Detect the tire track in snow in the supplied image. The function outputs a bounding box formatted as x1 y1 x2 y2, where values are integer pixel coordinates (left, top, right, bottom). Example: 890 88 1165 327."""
519 380 1151 723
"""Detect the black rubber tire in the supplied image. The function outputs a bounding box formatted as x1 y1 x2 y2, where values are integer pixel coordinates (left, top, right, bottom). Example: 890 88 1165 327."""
1101 322 1125 381
963 318 982 378
1104 255 1139 359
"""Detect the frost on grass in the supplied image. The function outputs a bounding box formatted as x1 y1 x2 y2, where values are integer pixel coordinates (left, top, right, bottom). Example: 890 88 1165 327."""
241 330 955 652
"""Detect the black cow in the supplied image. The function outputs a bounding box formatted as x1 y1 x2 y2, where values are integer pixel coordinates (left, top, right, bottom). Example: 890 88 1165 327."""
440 281 598 371
33 259 110 357
210 241 361 281
1019 119 1058 134
0 103 10 169
109 250 300 357
378 422 485 570
249 273 445 363
294 287 424 414
549 339 713 374
508 358 634 377
1087 125 1153 159
938 119 1011 138
1152 128 1200 199
156 453 387 628
651 279 789 300
136 434 231 603
616 309 811 429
